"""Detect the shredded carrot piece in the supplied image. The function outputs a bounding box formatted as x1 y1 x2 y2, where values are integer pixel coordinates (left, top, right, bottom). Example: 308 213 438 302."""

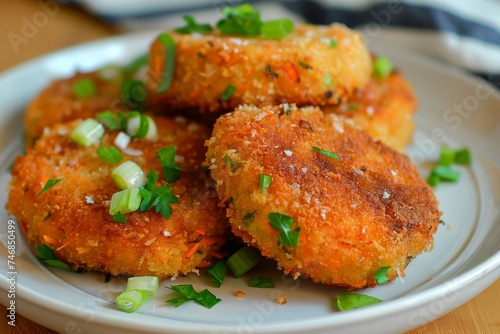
236 83 250 91
195 228 206 236
244 68 253 78
106 248 114 257
198 236 226 247
182 243 200 263
207 250 224 259
283 62 299 83
196 260 212 268
56 238 75 251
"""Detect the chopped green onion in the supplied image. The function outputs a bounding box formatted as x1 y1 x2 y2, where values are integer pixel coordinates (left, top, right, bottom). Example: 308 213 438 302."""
217 4 261 36
36 244 72 271
70 119 104 147
455 148 471 165
97 143 123 164
122 53 149 74
116 289 149 313
438 147 456 166
337 293 382 311
432 165 461 182
121 77 147 111
248 277 274 288
320 38 338 48
375 266 391 285
126 111 149 139
43 211 52 222
208 260 227 288
112 212 127 223
323 74 332 87
373 56 393 78
268 212 300 247
72 78 96 99
299 61 313 70
259 174 272 192
223 155 242 173
114 131 131 150
226 246 261 278
264 65 279 79
126 276 159 297
312 146 339 161
260 19 294 39
242 211 257 227
427 171 440 187
220 84 237 101
97 111 125 131
111 161 147 189
167 284 221 309
175 16 213 34
109 187 143 215
155 33 176 93
36 178 64 198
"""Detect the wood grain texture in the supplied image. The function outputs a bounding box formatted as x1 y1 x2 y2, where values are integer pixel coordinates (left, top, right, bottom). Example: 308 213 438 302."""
0 1 499 333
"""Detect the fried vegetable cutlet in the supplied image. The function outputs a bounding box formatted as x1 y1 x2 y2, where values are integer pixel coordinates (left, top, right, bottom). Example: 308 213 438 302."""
205 104 441 289
147 23 372 112
324 71 417 152
8 115 229 278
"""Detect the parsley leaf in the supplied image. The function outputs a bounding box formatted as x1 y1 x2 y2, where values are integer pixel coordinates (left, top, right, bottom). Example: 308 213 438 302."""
248 277 275 288
175 16 213 34
167 284 221 309
312 146 339 161
36 178 64 198
139 172 179 220
112 212 128 223
242 211 257 227
268 212 300 247
36 244 72 271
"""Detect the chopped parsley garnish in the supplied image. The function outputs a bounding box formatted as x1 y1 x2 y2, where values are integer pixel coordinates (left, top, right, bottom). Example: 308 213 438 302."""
299 61 313 70
373 56 393 78
156 147 182 183
36 178 64 198
242 211 257 227
208 260 227 288
36 244 72 271
248 277 274 288
312 146 339 161
43 211 52 222
138 170 178 220
259 174 272 192
216 4 293 39
336 293 382 311
375 266 391 285
264 65 279 79
175 16 213 34
220 84 237 101
268 212 300 247
166 284 221 309
72 78 96 99
97 142 124 164
112 212 128 223
223 155 242 173
327 39 338 47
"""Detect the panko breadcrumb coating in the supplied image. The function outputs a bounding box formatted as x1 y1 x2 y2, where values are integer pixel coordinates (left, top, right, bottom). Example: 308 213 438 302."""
324 71 417 152
147 24 372 112
8 115 229 278
24 71 122 147
205 105 441 289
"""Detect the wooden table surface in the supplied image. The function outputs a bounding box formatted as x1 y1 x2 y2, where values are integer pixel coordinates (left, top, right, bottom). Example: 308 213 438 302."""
0 1 498 333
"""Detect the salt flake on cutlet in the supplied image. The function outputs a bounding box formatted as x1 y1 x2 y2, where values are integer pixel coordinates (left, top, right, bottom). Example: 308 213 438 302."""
284 150 293 156
85 196 94 204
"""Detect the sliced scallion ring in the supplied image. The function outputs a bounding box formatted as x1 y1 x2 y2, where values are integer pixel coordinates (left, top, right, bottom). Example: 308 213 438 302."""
126 276 159 297
69 119 104 147
126 111 149 138
154 33 176 93
111 161 147 189
114 131 131 150
109 187 142 215
115 289 149 313
226 246 261 278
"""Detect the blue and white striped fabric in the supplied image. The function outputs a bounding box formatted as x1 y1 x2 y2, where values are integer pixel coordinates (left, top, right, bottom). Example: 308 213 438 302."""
73 0 500 88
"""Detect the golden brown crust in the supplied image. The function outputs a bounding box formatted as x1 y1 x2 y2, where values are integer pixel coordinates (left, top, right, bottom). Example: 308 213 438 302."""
205 105 441 289
324 71 417 152
8 115 229 278
147 24 372 112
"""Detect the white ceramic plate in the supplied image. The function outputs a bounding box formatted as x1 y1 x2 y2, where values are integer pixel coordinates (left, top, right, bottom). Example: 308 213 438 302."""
0 31 499 334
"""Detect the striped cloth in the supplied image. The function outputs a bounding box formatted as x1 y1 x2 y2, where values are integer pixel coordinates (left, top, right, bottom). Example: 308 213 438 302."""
73 0 500 88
